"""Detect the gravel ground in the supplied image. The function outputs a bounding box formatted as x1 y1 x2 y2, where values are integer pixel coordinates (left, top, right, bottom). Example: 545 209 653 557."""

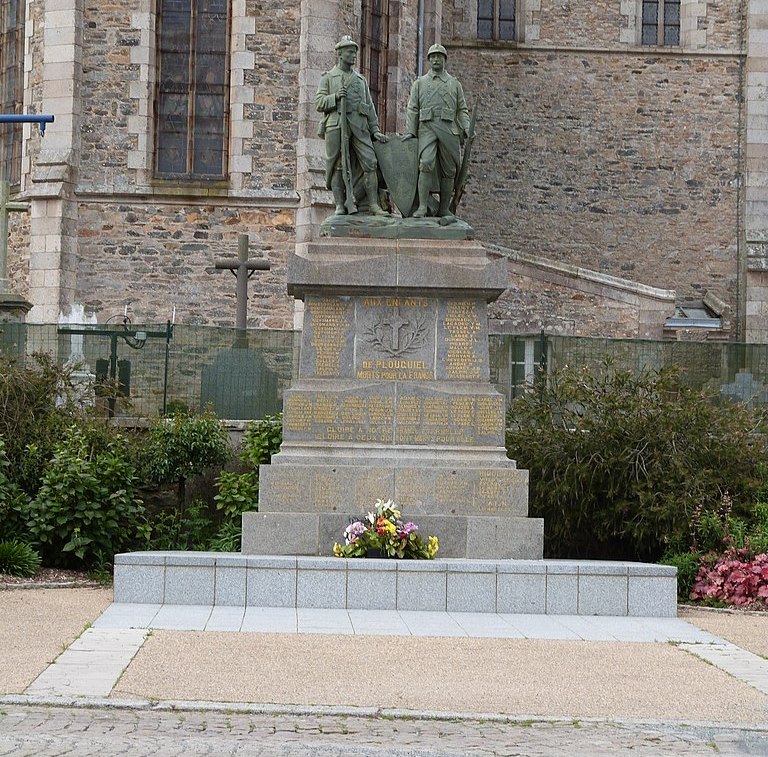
0 587 112 694
112 631 768 722
681 607 768 659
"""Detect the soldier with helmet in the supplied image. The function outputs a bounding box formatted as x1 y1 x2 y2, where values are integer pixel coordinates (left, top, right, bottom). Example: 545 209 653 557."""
315 36 389 216
403 44 471 219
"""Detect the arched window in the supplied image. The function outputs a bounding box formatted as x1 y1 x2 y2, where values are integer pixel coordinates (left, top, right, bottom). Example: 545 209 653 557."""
1 0 25 187
155 0 230 179
360 0 390 129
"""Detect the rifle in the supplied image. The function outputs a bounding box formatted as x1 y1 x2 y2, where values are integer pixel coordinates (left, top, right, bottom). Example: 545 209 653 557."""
339 92 356 214
449 98 478 215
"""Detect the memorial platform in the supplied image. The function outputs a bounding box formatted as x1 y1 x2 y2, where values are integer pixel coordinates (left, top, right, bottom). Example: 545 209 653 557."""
241 237 544 559
113 552 678 617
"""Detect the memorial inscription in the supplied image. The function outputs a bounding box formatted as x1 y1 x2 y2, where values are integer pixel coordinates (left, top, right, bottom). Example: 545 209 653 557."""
283 388 502 447
306 297 353 377
440 300 485 381
355 296 436 380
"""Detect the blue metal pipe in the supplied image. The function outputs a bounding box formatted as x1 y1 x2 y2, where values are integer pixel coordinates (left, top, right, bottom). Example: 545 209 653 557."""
0 114 55 134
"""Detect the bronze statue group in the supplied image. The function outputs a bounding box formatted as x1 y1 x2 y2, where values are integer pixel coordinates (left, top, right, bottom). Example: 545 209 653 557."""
315 36 475 221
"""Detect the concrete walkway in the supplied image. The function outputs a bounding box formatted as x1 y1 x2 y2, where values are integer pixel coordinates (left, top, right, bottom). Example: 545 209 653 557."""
2 591 768 755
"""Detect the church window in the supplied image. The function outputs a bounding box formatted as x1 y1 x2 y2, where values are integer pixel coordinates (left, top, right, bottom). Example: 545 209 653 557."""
155 0 229 179
641 0 680 46
1 0 25 187
360 0 390 129
477 0 515 41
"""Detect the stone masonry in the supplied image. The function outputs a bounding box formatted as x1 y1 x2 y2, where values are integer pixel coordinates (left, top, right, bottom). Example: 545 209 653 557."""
4 0 768 342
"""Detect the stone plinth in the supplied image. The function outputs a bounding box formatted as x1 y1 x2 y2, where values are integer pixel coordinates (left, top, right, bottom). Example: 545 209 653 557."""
242 237 543 559
113 552 678 617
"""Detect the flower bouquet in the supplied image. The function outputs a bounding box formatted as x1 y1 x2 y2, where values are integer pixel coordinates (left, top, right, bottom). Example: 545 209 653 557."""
333 499 439 559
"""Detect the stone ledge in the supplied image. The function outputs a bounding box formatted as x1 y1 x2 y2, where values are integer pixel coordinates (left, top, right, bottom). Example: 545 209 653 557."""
113 553 677 617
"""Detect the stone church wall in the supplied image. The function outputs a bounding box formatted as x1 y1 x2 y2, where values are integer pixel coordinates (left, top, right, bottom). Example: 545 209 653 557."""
449 46 742 317
76 201 295 328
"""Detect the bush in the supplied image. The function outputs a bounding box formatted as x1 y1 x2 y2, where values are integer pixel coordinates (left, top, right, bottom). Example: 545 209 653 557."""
0 437 30 541
142 410 231 511
0 353 88 495
691 549 768 608
0 540 41 577
659 550 702 600
213 414 282 519
144 498 217 551
506 362 767 561
25 425 145 566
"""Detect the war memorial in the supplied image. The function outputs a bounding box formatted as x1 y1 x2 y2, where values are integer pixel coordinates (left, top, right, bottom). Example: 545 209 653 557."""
114 39 677 617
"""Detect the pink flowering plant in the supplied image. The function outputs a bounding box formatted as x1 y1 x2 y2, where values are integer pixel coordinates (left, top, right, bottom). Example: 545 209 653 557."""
333 499 439 559
690 548 768 608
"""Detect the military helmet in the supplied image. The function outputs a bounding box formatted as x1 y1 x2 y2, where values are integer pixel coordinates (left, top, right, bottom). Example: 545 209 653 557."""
335 35 359 50
427 43 447 59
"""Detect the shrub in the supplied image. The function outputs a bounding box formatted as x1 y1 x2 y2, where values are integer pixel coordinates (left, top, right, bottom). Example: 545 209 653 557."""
240 414 282 470
208 521 242 552
690 549 768 608
0 437 30 541
0 353 88 495
25 425 145 566
142 410 231 511
214 471 259 519
659 550 702 600
143 498 217 551
213 414 282 519
0 540 41 577
505 362 767 561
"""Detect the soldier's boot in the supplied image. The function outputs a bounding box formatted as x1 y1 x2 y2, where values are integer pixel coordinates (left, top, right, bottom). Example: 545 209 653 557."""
331 172 347 215
365 172 389 216
437 177 456 217
412 172 432 218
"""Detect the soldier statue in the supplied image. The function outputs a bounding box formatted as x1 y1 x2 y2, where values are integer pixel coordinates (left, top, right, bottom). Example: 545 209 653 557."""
403 44 471 219
315 36 389 216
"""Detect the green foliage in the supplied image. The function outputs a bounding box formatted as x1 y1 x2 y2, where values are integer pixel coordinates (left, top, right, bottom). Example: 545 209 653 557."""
0 540 41 577
208 521 242 552
0 437 30 541
212 414 282 519
659 550 702 600
240 414 283 469
143 498 217 551
0 353 88 495
25 425 145 566
142 410 231 510
505 362 767 561
214 471 259 519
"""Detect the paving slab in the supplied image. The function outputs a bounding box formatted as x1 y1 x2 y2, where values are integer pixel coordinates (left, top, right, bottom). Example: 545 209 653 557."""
25 628 147 698
680 608 768 657
0 588 112 695
240 606 297 633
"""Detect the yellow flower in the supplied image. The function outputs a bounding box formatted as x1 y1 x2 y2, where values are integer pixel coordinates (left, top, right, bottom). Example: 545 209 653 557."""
427 535 439 557
333 543 343 557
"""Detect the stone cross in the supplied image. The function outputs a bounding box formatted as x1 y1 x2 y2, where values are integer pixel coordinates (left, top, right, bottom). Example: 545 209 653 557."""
213 233 271 330
382 310 410 351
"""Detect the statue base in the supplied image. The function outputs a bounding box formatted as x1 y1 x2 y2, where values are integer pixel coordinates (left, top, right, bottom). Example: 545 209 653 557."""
319 213 474 241
241 237 543 560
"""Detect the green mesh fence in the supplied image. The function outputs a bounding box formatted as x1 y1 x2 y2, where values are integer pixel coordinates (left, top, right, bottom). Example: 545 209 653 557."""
489 333 768 408
3 323 768 419
0 323 297 420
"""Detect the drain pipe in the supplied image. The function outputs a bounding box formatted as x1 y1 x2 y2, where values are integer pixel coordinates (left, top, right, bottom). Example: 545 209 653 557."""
417 0 424 74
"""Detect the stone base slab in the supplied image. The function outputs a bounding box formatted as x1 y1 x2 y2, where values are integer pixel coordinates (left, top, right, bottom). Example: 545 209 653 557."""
241 512 542 558
112 552 678 617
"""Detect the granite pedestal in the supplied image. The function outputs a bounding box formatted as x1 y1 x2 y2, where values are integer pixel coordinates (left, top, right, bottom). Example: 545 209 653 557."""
241 238 543 558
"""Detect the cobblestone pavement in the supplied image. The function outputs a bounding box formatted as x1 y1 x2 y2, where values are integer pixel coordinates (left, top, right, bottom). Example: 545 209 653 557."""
0 704 767 756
